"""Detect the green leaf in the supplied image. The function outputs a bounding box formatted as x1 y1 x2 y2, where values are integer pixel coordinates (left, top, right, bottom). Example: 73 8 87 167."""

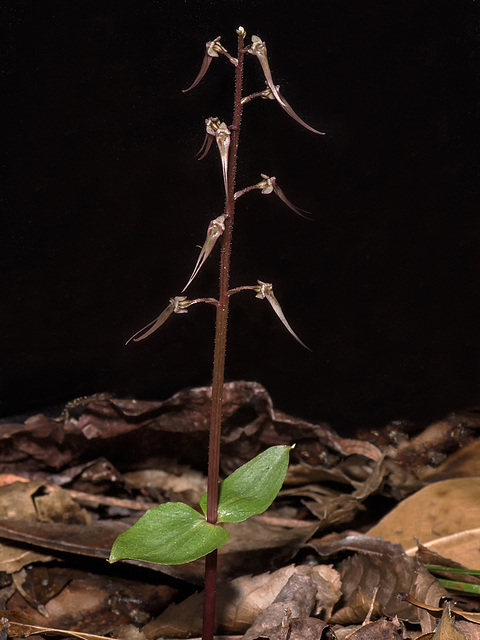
109 502 229 565
200 445 292 523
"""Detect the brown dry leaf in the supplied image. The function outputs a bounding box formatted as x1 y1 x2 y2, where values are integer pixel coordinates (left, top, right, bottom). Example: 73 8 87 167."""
406 529 480 568
367 478 480 567
143 564 341 639
329 552 446 626
0 608 124 640
431 603 468 640
240 573 317 640
394 420 470 468
284 455 385 530
0 546 52 574
454 621 480 640
0 515 317 585
34 485 90 525
415 542 480 585
0 482 85 572
272 410 382 462
0 481 91 572
401 593 480 625
307 527 446 629
1 384 381 489
342 617 408 640
0 480 44 520
310 533 407 559
249 616 333 640
6 566 178 634
124 467 207 508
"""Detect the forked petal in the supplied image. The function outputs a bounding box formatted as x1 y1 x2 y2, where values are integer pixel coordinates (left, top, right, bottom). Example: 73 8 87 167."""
272 183 312 219
182 215 226 292
126 302 175 344
196 132 214 160
256 280 310 350
275 87 325 135
182 53 214 93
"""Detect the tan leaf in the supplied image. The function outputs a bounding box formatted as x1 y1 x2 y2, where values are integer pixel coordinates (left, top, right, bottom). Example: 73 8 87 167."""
0 609 123 640
367 478 480 567
342 618 408 640
432 603 468 640
415 536 480 579
142 564 340 638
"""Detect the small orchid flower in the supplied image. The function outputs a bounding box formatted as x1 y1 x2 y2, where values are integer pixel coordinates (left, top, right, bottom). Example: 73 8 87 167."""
235 174 312 219
229 281 310 350
126 296 217 344
247 36 325 136
253 280 310 350
183 215 226 292
196 118 231 196
183 37 238 94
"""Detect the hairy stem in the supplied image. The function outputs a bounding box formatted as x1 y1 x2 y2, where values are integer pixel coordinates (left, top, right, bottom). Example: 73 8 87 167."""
202 29 245 640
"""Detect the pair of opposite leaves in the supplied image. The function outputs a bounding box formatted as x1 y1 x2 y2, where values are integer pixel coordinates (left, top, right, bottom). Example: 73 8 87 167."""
109 445 292 566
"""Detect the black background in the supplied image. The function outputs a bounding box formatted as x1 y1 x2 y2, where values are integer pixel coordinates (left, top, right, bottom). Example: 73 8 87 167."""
2 1 479 433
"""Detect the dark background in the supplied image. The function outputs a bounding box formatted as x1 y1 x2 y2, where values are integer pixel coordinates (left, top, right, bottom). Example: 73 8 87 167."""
2 0 479 433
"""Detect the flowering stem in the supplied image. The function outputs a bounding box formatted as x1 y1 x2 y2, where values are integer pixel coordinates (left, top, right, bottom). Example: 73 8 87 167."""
202 27 245 640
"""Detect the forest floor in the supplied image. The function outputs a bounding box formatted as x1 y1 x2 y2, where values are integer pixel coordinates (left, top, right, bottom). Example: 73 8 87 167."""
1 381 479 640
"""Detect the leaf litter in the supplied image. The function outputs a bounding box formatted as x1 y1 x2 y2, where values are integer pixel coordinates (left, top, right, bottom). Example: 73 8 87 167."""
0 381 480 639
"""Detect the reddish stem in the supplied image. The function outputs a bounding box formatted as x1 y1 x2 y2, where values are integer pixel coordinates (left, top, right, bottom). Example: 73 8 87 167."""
202 29 245 640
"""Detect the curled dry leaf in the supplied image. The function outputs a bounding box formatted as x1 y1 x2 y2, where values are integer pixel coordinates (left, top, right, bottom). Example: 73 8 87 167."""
408 529 480 570
124 467 207 508
0 382 381 478
0 481 89 573
334 618 408 640
143 563 340 639
242 574 318 640
309 533 407 559
416 541 480 587
284 454 386 530
329 551 446 627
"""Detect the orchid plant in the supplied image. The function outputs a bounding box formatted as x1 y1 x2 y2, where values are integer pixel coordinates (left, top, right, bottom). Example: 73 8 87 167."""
109 28 323 640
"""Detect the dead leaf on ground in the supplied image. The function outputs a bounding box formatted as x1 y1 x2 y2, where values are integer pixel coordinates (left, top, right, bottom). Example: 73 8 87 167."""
415 542 480 585
143 563 341 639
5 565 178 634
367 478 480 568
407 529 480 569
0 514 318 585
401 593 480 625
336 617 408 640
328 550 446 628
283 455 386 530
1 387 480 640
